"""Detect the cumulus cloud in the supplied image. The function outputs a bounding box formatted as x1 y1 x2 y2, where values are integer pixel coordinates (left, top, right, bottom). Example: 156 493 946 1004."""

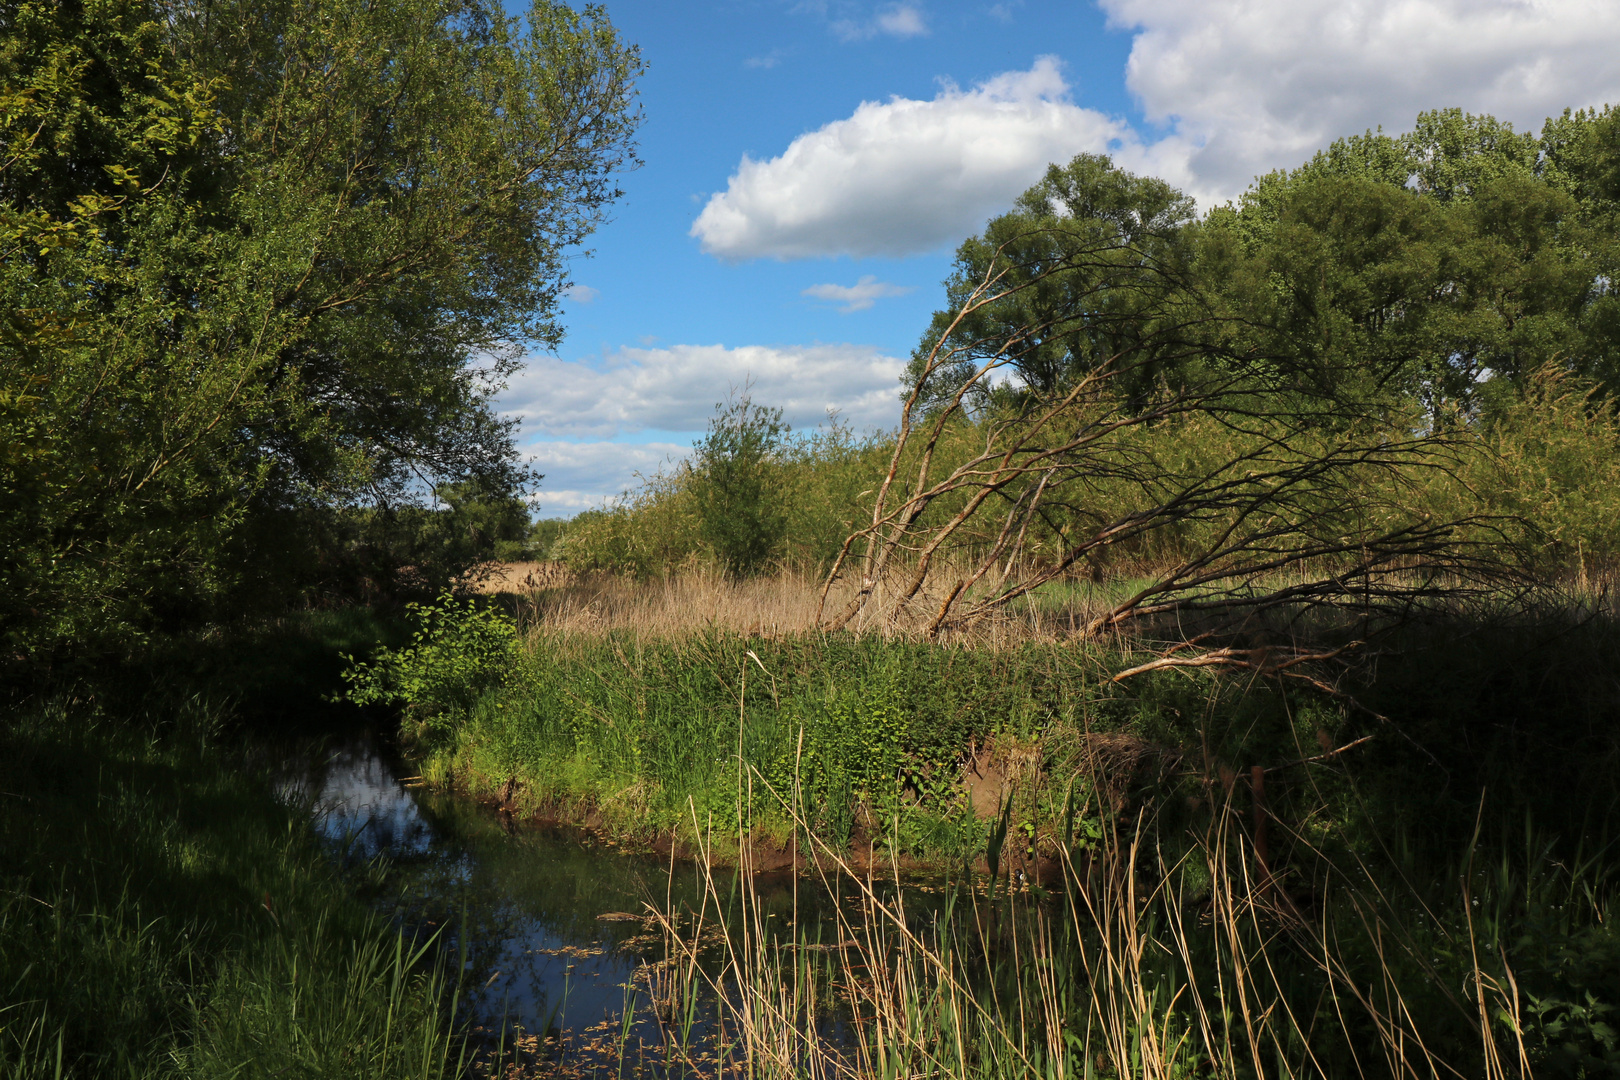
506 343 907 513
690 57 1173 260
695 4 1620 257
562 284 599 303
500 342 907 440
802 275 914 312
1102 0 1620 201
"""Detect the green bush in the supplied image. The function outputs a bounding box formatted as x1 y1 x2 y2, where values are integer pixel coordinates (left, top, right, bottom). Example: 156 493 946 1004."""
341 593 522 733
692 394 790 576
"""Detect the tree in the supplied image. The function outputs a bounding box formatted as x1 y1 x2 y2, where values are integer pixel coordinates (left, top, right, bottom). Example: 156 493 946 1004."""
0 0 641 661
693 394 789 577
822 154 1520 659
1228 109 1620 411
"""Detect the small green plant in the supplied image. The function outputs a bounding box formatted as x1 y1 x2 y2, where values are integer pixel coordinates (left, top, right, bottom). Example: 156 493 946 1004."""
341 593 521 731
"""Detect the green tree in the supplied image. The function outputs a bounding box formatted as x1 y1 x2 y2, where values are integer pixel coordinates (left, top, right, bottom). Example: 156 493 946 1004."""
1221 108 1620 412
0 0 641 662
693 394 789 577
832 153 1520 640
903 153 1203 415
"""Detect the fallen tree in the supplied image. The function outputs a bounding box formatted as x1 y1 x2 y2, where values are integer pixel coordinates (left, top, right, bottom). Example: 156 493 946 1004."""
818 153 1532 655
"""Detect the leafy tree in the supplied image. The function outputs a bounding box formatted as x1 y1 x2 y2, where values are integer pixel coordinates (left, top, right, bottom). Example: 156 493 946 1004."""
1223 108 1620 412
903 153 1203 415
693 394 789 577
0 0 641 662
833 153 1520 643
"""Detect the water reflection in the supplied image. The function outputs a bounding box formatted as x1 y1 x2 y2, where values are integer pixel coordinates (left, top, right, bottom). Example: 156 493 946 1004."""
280 731 899 1072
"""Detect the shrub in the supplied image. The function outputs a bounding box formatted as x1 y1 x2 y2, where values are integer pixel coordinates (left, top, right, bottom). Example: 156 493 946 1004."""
340 593 521 733
692 393 790 576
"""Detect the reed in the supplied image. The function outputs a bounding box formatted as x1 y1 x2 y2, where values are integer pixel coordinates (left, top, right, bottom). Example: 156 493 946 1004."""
479 561 1141 646
492 751 1616 1080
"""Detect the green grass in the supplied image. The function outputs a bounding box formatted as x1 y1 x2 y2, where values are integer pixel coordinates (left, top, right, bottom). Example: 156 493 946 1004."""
341 591 1620 1076
376 599 1620 866
0 689 461 1078
406 628 1117 854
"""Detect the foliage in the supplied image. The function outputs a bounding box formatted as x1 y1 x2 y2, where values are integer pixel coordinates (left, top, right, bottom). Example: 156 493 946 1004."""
410 628 1093 848
0 0 641 662
317 481 534 601
550 107 1620 603
1228 106 1620 409
841 151 1518 641
555 408 894 578
342 593 523 733
510 517 572 562
378 597 1620 1078
692 393 791 576
551 471 704 577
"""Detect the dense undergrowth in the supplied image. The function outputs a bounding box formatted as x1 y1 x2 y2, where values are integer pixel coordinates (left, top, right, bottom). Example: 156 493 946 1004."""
344 584 1620 1077
0 615 461 1080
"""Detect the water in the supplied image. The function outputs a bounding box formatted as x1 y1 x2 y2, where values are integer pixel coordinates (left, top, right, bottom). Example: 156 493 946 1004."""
280 731 924 1071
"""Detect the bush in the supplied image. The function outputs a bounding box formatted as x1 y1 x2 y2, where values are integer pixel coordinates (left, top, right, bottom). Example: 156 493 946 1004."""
341 593 522 734
692 393 789 576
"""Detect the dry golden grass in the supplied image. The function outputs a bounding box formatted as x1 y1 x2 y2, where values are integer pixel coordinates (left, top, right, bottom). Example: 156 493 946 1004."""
477 561 1131 645
472 556 1618 649
505 565 848 637
472 560 576 593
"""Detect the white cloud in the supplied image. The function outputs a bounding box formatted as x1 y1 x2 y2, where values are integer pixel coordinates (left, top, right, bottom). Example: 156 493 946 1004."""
500 342 907 440
876 3 927 37
802 275 915 312
833 3 929 41
563 284 599 303
745 49 784 70
691 58 1170 259
522 440 688 515
1101 0 1620 202
696 5 1620 259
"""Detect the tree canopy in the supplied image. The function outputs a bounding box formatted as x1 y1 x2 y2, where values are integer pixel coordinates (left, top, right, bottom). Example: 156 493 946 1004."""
0 0 641 660
852 108 1620 642
906 108 1620 426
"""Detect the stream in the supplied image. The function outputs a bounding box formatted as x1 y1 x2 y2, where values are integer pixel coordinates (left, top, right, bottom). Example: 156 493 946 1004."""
278 730 948 1073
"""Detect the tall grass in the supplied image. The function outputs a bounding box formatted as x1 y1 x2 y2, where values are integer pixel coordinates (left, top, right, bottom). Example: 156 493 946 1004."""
478 561 1136 644
0 695 463 1079
354 571 1620 1077
494 751 1618 1079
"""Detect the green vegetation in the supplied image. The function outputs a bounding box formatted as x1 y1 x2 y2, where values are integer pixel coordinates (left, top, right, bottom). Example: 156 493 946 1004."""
0 691 462 1078
344 583 1620 1077
6 3 1620 1070
0 0 640 661
0 0 643 1072
554 411 890 578
556 109 1620 620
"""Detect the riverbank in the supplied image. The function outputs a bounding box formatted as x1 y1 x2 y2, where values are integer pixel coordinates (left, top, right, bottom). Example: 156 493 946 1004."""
0 617 460 1079
343 575 1620 1077
371 583 1620 872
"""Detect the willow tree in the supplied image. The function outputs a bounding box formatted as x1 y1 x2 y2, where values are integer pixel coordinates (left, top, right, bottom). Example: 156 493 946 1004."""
818 153 1535 660
0 0 640 659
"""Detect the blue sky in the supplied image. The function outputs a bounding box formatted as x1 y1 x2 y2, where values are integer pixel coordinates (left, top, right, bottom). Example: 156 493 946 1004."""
500 0 1620 516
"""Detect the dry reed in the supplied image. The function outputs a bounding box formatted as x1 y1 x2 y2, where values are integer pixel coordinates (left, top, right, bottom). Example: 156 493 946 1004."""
476 562 1128 646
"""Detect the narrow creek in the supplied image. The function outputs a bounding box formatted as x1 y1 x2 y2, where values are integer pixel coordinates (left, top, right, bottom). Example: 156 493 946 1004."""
278 729 960 1073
